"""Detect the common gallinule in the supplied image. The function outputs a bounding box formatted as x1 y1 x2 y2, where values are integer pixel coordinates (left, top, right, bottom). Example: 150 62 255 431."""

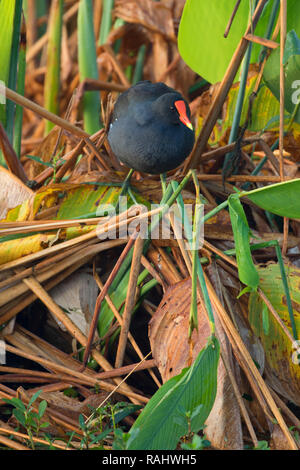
108 81 195 176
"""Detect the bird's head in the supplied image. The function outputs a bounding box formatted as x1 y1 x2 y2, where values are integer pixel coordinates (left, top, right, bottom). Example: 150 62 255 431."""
152 93 194 131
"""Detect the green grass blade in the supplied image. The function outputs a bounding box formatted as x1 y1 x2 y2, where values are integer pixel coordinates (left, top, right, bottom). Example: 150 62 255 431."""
274 243 298 340
44 0 63 135
171 179 215 333
132 44 146 85
222 40 252 178
78 0 101 134
13 13 26 157
6 0 23 146
98 0 114 45
0 0 16 127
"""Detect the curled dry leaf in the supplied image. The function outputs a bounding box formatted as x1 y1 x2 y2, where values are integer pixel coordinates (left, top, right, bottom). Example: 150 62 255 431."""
23 126 66 179
149 278 209 382
0 167 33 220
248 263 300 406
49 272 99 337
114 0 176 42
149 276 246 449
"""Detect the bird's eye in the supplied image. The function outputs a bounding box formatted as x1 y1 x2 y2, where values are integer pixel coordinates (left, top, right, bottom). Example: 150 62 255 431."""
170 106 175 111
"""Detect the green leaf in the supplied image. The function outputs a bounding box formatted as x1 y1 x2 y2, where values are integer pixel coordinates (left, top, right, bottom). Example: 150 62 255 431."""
0 0 16 125
78 0 101 133
98 0 114 45
243 178 300 219
248 263 300 404
126 336 219 450
40 421 50 429
3 397 26 411
110 404 142 427
78 413 86 431
178 0 279 84
228 195 259 290
44 0 63 134
13 408 26 427
28 390 42 407
262 303 270 335
263 30 300 123
38 400 47 418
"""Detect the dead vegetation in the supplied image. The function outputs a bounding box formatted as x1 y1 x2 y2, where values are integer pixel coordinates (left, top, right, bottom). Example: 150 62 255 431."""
0 0 299 451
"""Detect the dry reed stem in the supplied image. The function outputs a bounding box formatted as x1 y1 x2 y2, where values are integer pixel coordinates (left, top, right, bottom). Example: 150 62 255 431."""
270 389 300 430
204 273 298 450
3 87 89 139
195 175 282 182
0 240 125 307
0 252 98 325
186 0 269 170
82 228 141 368
0 205 163 272
85 352 152 427
115 234 144 368
224 0 242 38
258 288 295 344
199 136 260 162
26 1 79 63
279 0 289 257
0 426 71 450
244 33 279 49
101 45 131 88
0 123 28 183
0 433 29 450
93 271 161 387
220 350 258 447
19 275 143 403
3 343 148 404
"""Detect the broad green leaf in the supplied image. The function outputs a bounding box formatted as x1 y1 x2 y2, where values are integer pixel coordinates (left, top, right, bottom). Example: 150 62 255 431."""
126 336 219 450
263 30 300 123
248 263 300 405
178 0 300 85
228 195 259 290
178 0 274 84
243 178 300 219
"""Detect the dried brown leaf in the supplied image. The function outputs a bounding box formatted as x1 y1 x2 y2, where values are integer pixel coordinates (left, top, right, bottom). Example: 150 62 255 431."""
114 0 176 41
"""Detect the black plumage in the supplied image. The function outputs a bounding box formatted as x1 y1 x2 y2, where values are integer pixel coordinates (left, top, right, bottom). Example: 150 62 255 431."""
108 81 195 174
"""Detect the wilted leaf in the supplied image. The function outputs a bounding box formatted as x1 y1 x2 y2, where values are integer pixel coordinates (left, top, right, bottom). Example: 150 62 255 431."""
0 167 33 220
150 275 247 449
248 263 300 405
49 272 99 336
114 0 176 41
263 30 300 124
